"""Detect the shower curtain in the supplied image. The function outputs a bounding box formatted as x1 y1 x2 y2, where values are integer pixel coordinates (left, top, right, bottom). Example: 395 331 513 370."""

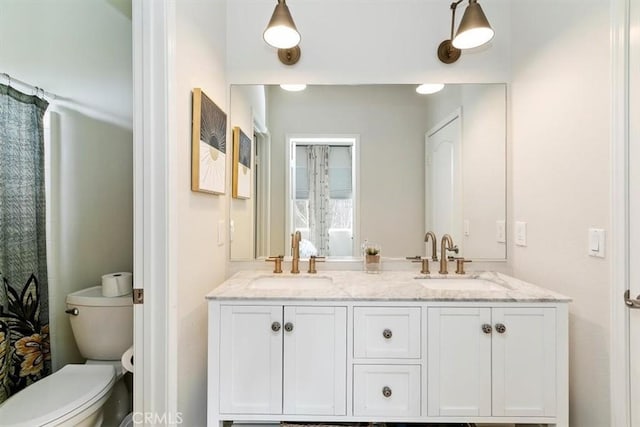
0 84 50 403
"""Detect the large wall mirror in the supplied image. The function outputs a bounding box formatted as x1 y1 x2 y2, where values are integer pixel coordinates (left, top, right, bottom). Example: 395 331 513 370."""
229 84 506 261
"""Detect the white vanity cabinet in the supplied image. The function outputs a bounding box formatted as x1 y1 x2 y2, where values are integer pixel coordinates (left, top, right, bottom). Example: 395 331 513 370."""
207 271 569 427
217 304 347 416
427 306 557 418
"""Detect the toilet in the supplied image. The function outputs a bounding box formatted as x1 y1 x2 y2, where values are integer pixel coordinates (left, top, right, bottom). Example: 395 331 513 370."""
0 286 133 426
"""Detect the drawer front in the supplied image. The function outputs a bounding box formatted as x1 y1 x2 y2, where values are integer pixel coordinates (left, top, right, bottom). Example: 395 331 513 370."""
353 307 421 358
353 365 421 417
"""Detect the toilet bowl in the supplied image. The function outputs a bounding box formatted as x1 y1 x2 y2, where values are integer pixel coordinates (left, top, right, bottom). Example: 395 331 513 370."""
0 286 133 426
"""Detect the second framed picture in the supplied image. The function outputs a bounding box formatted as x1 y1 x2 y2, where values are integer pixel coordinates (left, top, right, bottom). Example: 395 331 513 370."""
232 126 251 199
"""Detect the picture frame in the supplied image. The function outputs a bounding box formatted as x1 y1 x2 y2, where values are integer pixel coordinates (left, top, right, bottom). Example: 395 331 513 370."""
191 88 226 194
232 126 251 199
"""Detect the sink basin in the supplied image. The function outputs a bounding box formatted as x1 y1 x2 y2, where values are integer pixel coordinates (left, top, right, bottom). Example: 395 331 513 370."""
416 278 504 291
249 276 334 290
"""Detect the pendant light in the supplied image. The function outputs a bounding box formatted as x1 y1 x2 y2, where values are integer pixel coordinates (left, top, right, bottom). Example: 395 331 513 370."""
263 0 301 49
437 0 494 64
452 0 494 49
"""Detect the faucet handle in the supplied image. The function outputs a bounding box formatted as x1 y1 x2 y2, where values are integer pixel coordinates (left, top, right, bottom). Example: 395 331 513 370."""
414 258 430 275
266 255 284 273
308 255 325 274
406 255 422 261
454 257 472 275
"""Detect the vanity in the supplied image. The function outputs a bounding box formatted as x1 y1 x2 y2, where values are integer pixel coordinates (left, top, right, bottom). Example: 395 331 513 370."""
206 270 569 427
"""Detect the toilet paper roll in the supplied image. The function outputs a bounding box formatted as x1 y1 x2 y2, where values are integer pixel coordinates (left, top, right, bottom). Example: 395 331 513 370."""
102 272 133 297
121 345 134 373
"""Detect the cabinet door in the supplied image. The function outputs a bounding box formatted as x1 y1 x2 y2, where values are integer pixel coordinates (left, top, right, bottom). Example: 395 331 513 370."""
427 307 492 416
283 306 347 415
492 307 556 416
219 305 283 414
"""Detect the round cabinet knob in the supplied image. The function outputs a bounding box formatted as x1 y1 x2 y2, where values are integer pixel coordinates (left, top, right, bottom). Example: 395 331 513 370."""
495 323 507 334
382 329 393 339
284 322 294 332
382 386 392 398
481 323 492 334
271 322 281 332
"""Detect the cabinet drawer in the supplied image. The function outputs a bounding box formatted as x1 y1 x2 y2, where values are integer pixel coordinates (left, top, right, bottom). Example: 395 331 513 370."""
353 365 421 417
353 307 421 358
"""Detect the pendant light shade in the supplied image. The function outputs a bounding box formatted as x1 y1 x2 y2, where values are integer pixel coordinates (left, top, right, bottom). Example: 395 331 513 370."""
437 0 494 64
452 0 494 49
263 0 301 49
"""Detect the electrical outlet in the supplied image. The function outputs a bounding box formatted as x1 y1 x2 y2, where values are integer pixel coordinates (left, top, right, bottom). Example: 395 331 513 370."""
496 220 506 243
515 221 527 246
218 220 225 246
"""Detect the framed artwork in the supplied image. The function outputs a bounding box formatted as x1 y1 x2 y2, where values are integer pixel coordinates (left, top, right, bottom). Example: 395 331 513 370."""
232 126 251 199
191 88 226 194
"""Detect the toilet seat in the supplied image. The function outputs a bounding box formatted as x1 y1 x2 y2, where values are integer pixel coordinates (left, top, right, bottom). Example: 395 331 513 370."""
0 364 115 427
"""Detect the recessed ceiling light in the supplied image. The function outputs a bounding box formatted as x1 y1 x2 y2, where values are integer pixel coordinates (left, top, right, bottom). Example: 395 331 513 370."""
416 84 445 95
280 84 307 92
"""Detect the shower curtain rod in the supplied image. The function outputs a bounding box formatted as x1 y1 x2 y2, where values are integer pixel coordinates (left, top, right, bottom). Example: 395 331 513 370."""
1 73 57 100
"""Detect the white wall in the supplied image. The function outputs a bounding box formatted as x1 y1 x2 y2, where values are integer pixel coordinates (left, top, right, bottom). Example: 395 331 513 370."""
227 0 511 85
510 1 611 425
0 0 133 127
0 0 133 371
175 0 228 425
47 108 133 369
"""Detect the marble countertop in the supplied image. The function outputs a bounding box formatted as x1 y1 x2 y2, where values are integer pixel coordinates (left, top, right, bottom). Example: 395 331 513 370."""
206 270 571 302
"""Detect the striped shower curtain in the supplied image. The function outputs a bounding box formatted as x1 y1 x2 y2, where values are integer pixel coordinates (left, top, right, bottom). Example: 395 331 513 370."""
0 84 50 403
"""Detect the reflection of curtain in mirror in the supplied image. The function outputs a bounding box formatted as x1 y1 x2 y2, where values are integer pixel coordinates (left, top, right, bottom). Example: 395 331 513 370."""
307 145 331 255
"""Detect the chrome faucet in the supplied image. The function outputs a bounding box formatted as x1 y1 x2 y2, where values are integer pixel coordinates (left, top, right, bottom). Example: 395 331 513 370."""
424 231 438 261
439 234 459 274
291 231 302 274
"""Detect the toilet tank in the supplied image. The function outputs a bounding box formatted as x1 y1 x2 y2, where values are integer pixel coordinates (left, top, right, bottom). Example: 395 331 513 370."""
66 286 133 360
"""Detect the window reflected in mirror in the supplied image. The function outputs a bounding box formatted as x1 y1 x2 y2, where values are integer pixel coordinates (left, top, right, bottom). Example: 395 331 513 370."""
290 138 357 257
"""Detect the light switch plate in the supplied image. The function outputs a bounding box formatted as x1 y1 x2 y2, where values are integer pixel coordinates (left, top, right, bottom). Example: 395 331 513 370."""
218 220 225 246
515 221 527 246
588 228 605 258
496 220 506 243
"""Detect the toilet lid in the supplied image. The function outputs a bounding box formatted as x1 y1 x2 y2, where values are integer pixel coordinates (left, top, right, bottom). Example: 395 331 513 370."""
66 285 132 307
0 364 115 426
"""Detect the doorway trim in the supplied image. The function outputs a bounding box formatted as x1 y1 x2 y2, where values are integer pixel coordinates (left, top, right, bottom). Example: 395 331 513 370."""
610 0 631 425
132 0 178 422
